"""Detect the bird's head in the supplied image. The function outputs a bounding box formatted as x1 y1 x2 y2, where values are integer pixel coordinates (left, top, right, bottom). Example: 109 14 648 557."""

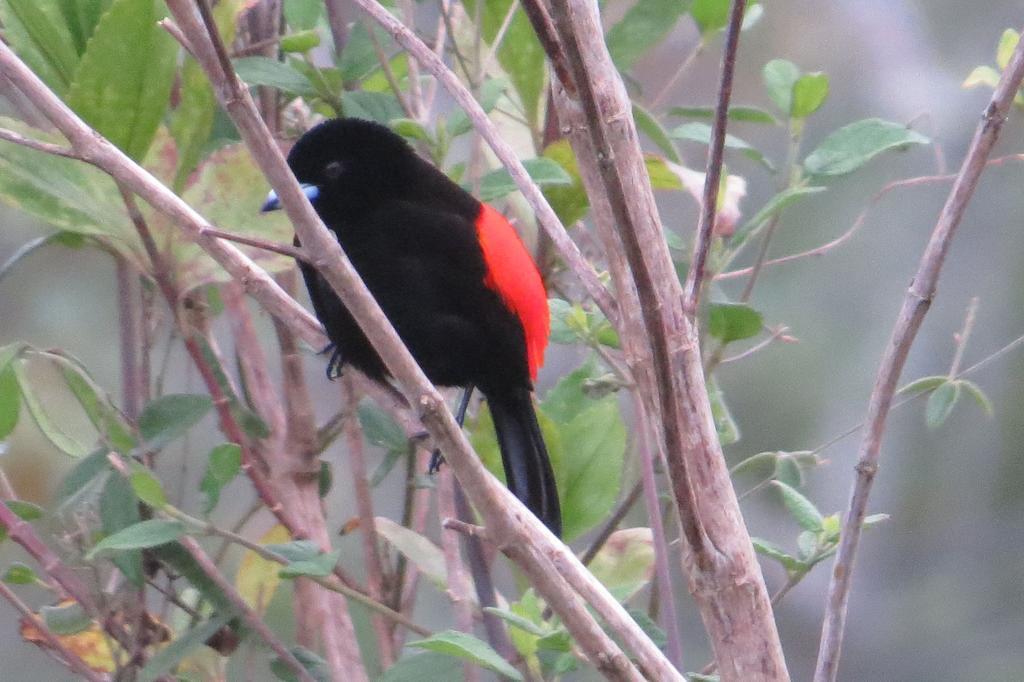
261 118 418 219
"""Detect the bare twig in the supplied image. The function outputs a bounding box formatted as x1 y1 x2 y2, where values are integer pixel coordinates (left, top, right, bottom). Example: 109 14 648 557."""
0 126 82 160
948 297 979 376
200 227 310 262
437 470 483 682
634 396 684 669
814 30 1024 682
177 536 316 682
716 154 1024 282
341 376 396 668
682 0 748 315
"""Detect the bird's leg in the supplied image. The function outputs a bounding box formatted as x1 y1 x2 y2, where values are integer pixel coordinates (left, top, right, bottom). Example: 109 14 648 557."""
322 343 344 381
429 385 474 474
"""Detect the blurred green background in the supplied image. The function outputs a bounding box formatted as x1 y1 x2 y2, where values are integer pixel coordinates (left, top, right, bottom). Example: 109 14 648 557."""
2 1 1024 680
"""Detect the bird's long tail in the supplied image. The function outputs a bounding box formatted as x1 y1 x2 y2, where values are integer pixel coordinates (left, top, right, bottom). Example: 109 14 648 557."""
486 387 561 537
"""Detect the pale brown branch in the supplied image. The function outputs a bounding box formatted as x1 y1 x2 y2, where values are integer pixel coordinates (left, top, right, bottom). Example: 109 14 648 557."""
547 0 787 676
814 28 1024 682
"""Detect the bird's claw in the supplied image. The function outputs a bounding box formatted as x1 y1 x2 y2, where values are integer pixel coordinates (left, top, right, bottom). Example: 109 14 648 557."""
325 346 344 381
428 449 445 474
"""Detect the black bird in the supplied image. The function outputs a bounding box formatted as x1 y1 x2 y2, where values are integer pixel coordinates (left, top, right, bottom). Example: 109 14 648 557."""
262 118 561 536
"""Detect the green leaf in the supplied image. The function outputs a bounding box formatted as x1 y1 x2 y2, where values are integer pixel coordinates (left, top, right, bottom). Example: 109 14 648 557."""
5 500 43 521
0 118 132 245
668 105 778 124
670 122 774 171
633 103 681 163
100 473 143 584
233 56 317 97
707 303 763 343
791 72 829 119
0 0 81 93
51 352 136 452
605 0 691 71
42 601 92 636
962 65 1001 90
57 0 114 56
464 0 546 127
409 630 523 681
751 537 804 573
279 549 342 579
803 118 930 177
763 59 801 115
477 158 572 203
731 185 827 250
448 78 508 138
0 363 20 440
180 144 295 287
266 540 341 579
200 443 242 514
926 380 960 428
285 0 323 30
271 646 332 682
957 379 994 417
625 607 668 650
691 0 730 35
65 0 177 161
86 519 185 559
378 652 465 682
897 375 948 396
12 360 90 457
707 375 739 445
3 562 39 585
55 448 110 512
729 451 778 477
542 140 589 226
171 59 217 192
588 528 655 601
369 449 404 487
280 29 321 53
372 517 447 587
796 529 818 560
340 91 405 124
482 607 547 637
773 455 803 488
139 614 233 682
390 118 433 144
863 513 890 528
997 28 1020 70
357 402 408 452
130 468 167 508
773 481 824 532
138 394 213 450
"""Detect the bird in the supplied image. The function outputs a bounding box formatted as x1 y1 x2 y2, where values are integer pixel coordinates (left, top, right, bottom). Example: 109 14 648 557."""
261 117 561 537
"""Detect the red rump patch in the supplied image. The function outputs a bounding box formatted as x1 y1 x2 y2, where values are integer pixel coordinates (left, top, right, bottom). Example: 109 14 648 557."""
474 203 549 381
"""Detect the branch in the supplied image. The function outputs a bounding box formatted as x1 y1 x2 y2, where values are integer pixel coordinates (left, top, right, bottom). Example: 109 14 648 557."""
546 0 787 676
177 536 316 682
0 581 107 682
813 29 1024 682
682 0 747 315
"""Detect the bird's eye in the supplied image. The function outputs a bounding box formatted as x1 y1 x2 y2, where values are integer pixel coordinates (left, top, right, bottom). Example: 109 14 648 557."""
324 161 344 180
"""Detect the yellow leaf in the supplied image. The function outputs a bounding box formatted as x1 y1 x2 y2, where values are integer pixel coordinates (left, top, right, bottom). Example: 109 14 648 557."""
236 524 291 614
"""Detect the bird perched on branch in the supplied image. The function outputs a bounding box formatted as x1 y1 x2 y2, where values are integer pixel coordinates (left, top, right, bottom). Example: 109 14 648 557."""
262 118 561 537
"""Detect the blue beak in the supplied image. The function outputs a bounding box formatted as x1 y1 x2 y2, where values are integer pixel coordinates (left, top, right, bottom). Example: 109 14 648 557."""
261 183 320 212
